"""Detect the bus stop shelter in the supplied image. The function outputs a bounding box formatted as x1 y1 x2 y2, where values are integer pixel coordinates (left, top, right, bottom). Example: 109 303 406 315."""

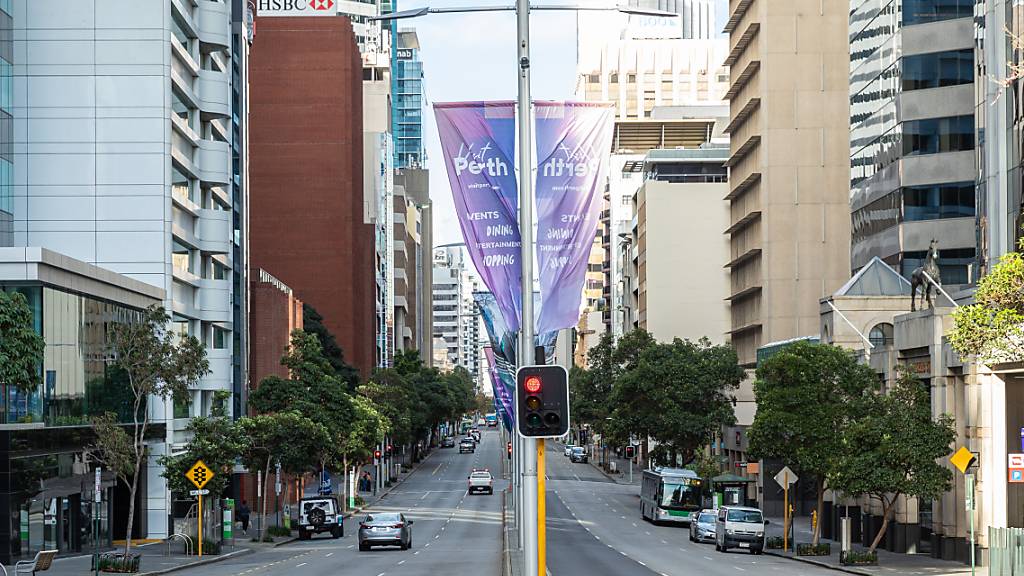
712 474 757 508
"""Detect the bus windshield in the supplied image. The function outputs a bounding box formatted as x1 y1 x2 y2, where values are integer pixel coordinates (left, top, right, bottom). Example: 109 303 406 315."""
660 481 700 509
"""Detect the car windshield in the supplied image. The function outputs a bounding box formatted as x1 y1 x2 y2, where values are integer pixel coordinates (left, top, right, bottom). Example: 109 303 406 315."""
471 472 490 478
366 513 401 523
727 510 763 523
698 513 716 524
660 482 699 508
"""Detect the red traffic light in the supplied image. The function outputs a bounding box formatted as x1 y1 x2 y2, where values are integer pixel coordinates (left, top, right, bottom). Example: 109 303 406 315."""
524 376 542 393
387 444 393 452
374 449 382 459
507 442 512 454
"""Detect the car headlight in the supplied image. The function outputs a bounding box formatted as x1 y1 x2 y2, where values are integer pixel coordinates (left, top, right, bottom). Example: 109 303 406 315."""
756 532 764 538
726 529 736 535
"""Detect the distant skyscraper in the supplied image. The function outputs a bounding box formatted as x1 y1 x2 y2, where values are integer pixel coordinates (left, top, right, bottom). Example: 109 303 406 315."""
394 29 424 168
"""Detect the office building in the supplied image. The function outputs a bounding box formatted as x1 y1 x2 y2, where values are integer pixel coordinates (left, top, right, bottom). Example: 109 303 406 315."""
722 0 852 366
0 0 9 247
625 144 730 344
13 0 244 538
0 248 163 562
849 0 975 285
394 30 424 169
432 245 482 376
395 169 433 361
249 14 376 375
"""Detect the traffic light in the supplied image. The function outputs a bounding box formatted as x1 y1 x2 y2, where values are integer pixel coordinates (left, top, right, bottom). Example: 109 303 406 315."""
515 365 569 438
625 445 636 459
386 444 393 455
373 449 382 461
507 441 513 460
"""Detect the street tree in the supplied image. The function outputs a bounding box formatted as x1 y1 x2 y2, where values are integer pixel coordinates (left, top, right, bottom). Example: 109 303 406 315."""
237 411 331 540
832 369 955 553
0 290 45 397
158 391 240 497
747 341 879 544
608 337 743 466
302 304 360 390
359 369 414 445
949 247 1024 363
91 305 208 557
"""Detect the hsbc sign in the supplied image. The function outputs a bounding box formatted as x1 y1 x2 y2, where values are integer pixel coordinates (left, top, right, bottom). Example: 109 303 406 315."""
257 0 336 16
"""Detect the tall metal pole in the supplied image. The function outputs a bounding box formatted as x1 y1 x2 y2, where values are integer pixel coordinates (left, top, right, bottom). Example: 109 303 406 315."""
515 0 538 573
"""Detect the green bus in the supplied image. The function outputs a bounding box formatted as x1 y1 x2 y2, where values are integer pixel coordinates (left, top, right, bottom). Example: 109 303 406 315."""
640 468 703 525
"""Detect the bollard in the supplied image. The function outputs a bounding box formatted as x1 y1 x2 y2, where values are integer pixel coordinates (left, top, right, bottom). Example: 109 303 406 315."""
840 517 852 553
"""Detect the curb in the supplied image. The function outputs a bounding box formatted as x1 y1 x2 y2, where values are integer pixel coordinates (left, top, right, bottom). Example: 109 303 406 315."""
273 449 438 548
137 547 254 576
764 551 873 576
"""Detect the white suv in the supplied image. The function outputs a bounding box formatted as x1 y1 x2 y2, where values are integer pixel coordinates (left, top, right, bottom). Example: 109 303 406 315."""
298 496 343 540
468 470 493 495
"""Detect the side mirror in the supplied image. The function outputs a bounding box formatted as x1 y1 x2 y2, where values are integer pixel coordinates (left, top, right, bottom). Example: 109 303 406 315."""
764 520 770 525
408 520 414 525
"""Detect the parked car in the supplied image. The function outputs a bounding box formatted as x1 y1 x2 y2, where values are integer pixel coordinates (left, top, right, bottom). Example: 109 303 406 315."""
570 446 588 463
689 509 717 543
459 438 476 453
441 437 455 448
468 469 494 495
358 512 413 550
297 496 343 540
715 506 767 554
564 444 575 457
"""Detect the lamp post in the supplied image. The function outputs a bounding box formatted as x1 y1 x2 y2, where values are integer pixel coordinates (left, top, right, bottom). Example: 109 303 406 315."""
374 6 674 575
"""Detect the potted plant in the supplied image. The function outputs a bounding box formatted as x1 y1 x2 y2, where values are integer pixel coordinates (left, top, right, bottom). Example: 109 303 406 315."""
840 549 878 566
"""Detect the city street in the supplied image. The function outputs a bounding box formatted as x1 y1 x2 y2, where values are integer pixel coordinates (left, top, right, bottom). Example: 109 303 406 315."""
175 429 506 576
544 441 835 576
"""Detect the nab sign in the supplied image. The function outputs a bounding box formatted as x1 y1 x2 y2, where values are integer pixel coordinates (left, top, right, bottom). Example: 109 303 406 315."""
257 0 336 16
515 365 570 438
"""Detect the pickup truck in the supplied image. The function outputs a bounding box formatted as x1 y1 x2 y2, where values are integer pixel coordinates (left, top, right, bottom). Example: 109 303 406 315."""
468 469 493 495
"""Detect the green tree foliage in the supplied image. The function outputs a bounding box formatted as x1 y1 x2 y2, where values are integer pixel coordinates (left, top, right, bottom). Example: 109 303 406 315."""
359 368 414 445
832 369 955 552
91 305 208 557
237 412 331 540
302 303 360 390
158 392 240 497
0 290 45 397
341 395 390 464
949 249 1024 363
747 342 879 544
571 331 656 438
607 336 742 465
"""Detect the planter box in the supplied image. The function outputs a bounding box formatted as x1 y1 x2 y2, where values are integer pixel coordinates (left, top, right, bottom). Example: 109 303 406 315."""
797 543 831 556
766 536 785 549
840 550 878 566
93 552 141 573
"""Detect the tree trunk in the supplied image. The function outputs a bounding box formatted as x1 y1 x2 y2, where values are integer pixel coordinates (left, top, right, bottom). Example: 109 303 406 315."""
868 496 898 553
260 457 271 541
123 460 142 557
813 475 825 546
342 455 348 513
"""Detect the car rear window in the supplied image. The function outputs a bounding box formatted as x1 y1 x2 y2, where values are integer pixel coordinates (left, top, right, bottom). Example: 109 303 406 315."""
471 472 490 478
366 513 400 523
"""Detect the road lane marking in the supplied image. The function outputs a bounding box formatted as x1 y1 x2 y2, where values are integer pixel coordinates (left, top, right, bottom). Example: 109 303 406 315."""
296 563 307 568
398 560 406 565
421 491 430 499
638 561 647 566
414 551 421 555
347 545 354 549
704 556 712 560
733 568 745 572
376 573 385 576
432 462 443 475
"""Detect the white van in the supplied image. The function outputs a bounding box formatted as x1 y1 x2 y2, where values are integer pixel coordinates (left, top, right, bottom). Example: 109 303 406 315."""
715 506 767 554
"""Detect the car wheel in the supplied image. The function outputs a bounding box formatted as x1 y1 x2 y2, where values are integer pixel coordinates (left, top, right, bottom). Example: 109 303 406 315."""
331 527 341 539
359 542 370 551
400 541 408 551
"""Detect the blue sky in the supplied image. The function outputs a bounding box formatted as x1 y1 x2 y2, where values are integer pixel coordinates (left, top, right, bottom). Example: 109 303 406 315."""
407 0 729 244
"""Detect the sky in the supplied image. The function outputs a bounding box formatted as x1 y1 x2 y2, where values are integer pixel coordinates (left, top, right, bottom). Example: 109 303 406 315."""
407 0 729 245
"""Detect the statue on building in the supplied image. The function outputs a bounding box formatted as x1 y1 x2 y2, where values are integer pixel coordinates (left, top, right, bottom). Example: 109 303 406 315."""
911 239 941 311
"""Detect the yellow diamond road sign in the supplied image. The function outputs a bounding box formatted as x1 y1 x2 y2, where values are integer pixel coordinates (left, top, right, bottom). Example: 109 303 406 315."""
186 460 213 490
950 447 977 474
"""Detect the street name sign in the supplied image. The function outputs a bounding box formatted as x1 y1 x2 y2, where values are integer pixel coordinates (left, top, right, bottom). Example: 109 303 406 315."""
189 489 210 496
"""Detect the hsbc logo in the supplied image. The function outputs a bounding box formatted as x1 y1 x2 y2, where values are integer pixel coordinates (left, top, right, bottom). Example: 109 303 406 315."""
258 0 335 15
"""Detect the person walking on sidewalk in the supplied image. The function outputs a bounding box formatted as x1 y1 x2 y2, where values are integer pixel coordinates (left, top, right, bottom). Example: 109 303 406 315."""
238 500 251 534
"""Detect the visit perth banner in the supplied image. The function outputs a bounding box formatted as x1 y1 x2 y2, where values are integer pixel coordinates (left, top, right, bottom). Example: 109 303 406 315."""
533 102 615 334
484 347 514 431
434 102 522 332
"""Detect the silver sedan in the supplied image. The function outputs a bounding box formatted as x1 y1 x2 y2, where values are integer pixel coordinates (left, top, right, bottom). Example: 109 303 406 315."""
689 509 718 543
358 512 414 551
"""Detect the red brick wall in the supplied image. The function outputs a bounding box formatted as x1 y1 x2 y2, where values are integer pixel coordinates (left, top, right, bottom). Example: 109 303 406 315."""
249 270 304 388
249 15 375 377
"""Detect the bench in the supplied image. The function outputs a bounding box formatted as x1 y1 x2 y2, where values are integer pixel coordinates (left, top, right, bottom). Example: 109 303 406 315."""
15 550 57 575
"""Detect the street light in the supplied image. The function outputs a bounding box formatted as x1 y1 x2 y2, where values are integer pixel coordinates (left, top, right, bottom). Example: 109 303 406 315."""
373 5 676 576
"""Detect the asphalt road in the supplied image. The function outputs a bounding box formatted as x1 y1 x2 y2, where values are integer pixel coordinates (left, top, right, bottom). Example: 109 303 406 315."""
544 440 837 576
180 428 506 576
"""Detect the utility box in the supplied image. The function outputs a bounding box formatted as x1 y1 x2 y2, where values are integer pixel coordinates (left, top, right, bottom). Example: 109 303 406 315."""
841 517 852 553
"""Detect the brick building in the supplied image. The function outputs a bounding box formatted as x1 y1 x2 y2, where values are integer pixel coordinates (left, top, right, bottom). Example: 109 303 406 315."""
248 14 376 376
249 268 304 387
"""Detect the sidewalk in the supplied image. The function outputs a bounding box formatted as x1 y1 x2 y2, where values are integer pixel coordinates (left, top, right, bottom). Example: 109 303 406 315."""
764 515 985 576
583 445 641 486
2 541 253 576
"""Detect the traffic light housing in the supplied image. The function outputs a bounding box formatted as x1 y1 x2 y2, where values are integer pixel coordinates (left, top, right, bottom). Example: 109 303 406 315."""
625 445 636 459
507 441 513 460
516 365 570 438
373 449 382 461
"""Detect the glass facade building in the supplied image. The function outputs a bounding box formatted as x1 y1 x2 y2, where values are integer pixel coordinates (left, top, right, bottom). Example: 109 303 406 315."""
393 30 423 169
0 0 11 246
849 0 977 285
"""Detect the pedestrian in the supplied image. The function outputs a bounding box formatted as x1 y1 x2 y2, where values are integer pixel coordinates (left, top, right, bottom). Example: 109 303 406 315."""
238 499 251 534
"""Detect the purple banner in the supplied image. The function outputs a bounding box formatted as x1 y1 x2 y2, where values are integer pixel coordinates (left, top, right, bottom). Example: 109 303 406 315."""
534 102 615 334
434 102 522 332
484 347 514 431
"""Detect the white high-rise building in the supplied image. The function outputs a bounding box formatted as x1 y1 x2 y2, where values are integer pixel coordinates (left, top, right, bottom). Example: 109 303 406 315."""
13 0 245 538
431 245 482 377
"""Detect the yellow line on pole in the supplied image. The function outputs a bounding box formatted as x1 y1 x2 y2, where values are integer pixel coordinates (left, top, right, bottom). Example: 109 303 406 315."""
783 471 788 553
538 438 546 575
199 494 203 557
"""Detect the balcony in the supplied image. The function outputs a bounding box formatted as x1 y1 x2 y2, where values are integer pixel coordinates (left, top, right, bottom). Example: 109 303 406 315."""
196 1 230 50
197 140 230 186
197 209 231 254
197 348 232 391
198 278 231 323
197 69 230 119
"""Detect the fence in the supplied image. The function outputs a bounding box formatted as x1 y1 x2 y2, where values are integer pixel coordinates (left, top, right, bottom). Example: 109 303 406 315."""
990 527 1024 575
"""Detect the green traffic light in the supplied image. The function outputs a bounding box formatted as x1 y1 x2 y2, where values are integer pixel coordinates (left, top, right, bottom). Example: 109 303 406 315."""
526 413 543 428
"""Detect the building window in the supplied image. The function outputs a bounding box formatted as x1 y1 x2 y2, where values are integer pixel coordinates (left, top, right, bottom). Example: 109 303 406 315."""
902 182 975 221
902 49 973 91
902 115 974 156
868 323 894 347
213 327 228 349
902 247 975 285
902 0 973 25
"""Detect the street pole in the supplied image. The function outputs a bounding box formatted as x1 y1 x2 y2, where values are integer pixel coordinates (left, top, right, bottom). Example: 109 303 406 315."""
515 0 538 573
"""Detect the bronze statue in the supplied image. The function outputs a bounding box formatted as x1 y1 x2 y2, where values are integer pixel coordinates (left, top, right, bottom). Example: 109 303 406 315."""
911 239 941 312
